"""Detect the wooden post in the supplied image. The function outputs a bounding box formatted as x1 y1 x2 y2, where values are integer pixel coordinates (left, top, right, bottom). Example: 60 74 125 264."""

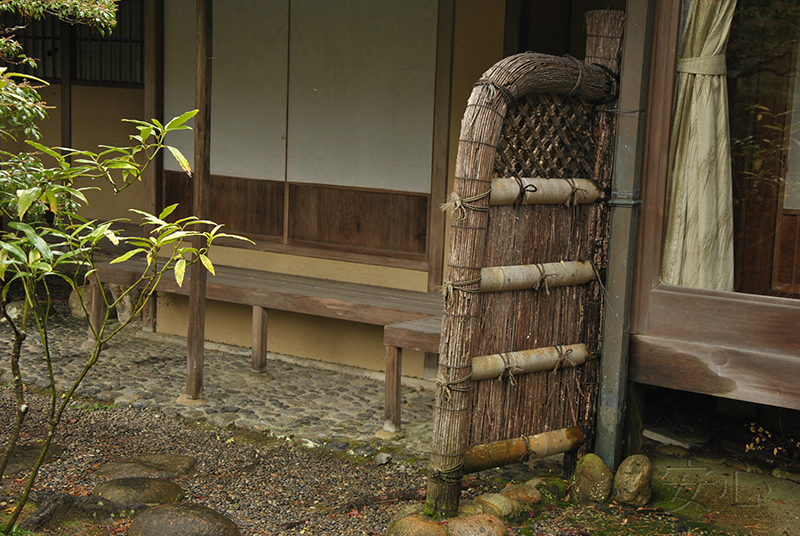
186 0 212 399
384 346 403 433
142 0 164 333
60 22 72 154
251 306 268 372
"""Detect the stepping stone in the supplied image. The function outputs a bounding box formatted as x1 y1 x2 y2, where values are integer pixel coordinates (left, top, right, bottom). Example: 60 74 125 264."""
93 477 185 506
128 502 240 536
96 454 196 479
1 444 64 475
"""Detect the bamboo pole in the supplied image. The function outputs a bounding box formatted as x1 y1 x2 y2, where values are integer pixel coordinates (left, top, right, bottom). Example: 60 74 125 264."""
463 427 585 474
471 344 589 382
489 178 601 205
480 261 596 293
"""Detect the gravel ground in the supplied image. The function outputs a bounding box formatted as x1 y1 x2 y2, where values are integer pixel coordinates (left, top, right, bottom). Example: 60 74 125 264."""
1 388 475 536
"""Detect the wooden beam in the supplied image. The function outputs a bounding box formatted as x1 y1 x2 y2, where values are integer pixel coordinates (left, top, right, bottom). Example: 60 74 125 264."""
60 21 72 152
186 0 213 400
427 0 455 292
142 0 164 332
630 334 800 411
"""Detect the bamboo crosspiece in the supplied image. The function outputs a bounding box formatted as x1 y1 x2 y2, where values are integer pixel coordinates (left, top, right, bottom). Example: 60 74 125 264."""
470 344 590 381
489 177 601 206
480 261 596 292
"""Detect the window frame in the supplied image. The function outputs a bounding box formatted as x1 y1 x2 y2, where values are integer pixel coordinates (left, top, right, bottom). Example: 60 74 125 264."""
629 0 800 410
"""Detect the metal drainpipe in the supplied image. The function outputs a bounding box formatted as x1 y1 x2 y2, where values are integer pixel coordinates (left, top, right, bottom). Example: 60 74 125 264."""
594 0 655 470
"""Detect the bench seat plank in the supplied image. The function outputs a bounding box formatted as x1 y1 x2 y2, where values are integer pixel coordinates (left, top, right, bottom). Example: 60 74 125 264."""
384 316 442 354
96 259 442 326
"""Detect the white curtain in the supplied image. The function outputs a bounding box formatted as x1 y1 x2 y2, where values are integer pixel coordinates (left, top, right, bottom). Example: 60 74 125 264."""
662 0 736 291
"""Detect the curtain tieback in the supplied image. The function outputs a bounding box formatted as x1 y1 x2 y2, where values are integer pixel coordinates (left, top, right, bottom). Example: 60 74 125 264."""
676 55 726 76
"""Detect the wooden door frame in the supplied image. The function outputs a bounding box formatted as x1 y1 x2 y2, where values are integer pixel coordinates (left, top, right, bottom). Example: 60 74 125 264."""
629 0 800 410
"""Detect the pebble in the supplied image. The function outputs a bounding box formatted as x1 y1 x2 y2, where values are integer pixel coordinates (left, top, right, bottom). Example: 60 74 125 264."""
2 315 435 461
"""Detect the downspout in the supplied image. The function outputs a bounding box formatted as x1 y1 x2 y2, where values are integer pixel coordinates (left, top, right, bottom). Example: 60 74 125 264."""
594 0 655 470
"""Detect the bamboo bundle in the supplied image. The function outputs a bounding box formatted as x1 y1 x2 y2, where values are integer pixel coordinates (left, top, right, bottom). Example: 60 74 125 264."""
463 427 584 474
427 26 622 517
489 178 601 205
480 261 595 293
471 344 589 381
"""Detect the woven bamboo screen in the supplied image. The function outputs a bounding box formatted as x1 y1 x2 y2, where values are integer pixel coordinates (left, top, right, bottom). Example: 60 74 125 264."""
470 92 607 454
428 52 618 511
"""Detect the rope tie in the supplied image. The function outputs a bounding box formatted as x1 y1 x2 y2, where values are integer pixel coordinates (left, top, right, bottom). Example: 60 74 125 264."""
475 80 515 106
441 190 491 221
435 371 473 402
522 433 548 461
565 55 586 98
513 177 539 206
532 264 552 295
564 178 589 207
440 277 482 307
430 462 465 484
498 352 523 385
552 345 577 374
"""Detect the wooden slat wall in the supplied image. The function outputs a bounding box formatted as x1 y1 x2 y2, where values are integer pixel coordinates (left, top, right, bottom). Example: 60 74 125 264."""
288 183 427 255
164 171 428 257
164 171 285 238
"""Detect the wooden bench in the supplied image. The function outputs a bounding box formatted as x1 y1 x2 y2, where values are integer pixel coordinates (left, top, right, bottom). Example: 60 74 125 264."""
383 315 442 432
91 258 443 431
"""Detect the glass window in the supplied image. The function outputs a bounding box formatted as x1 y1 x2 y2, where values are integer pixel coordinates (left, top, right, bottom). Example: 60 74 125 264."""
663 0 800 297
0 0 144 86
728 0 800 296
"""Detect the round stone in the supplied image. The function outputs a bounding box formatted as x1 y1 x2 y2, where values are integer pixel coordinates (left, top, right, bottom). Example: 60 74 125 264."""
128 502 240 536
572 453 613 504
612 454 652 506
93 477 185 506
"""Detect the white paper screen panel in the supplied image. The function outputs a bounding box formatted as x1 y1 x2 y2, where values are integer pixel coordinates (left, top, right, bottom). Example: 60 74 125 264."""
287 1 437 193
163 0 289 181
163 0 436 194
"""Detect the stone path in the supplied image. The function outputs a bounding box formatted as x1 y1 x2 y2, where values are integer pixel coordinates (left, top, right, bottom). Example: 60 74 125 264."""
0 315 435 460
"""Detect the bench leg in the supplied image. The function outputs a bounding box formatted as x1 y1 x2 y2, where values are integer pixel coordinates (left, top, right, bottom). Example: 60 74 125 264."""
384 346 402 433
423 352 439 380
252 306 268 372
87 277 104 343
141 298 156 332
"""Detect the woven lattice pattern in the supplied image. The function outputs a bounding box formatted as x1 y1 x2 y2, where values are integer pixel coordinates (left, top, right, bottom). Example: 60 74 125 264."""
494 94 595 179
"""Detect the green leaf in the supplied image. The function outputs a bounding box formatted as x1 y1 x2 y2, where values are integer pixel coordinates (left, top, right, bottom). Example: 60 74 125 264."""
164 109 198 131
174 258 186 287
158 203 179 220
110 248 146 264
25 140 63 161
166 146 192 176
16 187 41 219
199 253 215 276
8 221 53 261
0 242 27 263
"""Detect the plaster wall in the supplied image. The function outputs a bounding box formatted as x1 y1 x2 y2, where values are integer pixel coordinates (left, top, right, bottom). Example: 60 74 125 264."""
0 84 145 222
